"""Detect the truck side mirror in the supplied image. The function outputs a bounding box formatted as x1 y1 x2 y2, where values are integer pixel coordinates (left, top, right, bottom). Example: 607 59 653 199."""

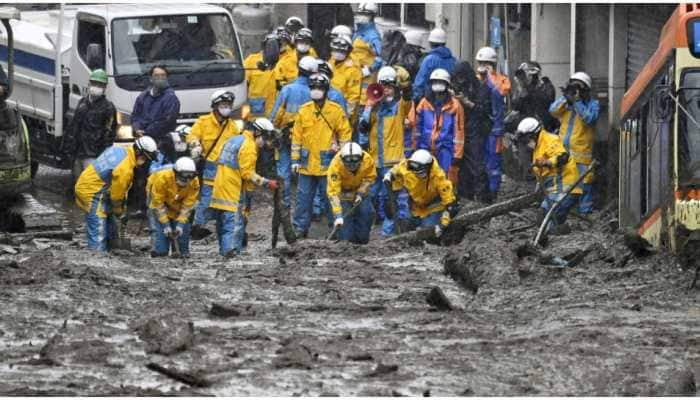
86 43 104 70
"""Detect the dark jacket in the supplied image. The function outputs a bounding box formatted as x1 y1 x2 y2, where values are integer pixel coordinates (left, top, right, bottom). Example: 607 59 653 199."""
510 77 558 132
453 61 492 139
64 95 117 158
396 45 424 81
131 86 180 141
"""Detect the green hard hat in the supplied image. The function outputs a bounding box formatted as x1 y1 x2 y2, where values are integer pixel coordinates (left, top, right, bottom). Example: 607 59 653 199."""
89 69 108 84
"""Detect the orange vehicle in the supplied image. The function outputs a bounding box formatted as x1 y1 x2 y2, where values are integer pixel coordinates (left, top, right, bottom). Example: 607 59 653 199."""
619 3 700 252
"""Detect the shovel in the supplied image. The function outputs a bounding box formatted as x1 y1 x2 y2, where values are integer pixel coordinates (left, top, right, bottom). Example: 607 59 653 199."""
111 214 132 251
326 199 363 241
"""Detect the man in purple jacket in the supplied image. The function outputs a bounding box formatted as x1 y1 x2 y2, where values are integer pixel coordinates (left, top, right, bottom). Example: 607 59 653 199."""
130 65 181 217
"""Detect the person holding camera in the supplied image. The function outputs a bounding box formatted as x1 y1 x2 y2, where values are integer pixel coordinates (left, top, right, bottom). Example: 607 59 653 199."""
548 71 599 214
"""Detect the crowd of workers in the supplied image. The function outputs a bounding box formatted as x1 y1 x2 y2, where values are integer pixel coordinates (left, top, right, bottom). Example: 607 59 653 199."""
66 2 600 258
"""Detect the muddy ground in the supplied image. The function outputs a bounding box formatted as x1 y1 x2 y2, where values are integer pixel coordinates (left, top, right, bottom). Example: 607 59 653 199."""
0 165 698 396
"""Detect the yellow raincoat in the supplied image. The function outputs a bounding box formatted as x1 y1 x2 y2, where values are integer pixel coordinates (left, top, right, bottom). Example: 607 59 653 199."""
326 151 376 217
210 131 261 213
274 47 318 88
244 52 278 118
291 100 352 176
532 129 582 195
330 57 362 120
389 158 455 224
146 168 200 224
186 112 240 185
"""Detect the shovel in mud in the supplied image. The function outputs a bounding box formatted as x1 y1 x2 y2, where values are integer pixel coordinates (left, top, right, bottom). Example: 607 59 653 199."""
326 199 362 241
271 177 296 248
111 214 132 251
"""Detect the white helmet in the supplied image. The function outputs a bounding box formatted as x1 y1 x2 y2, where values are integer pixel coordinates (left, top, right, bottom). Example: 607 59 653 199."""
174 156 197 174
284 16 304 33
175 124 191 136
340 142 363 171
298 55 319 75
405 30 424 48
331 25 352 39
134 136 158 161
174 156 197 184
475 46 498 63
408 149 433 177
210 89 234 107
377 66 397 84
428 27 447 44
429 68 451 83
516 117 542 137
569 71 592 89
252 117 275 134
357 2 378 15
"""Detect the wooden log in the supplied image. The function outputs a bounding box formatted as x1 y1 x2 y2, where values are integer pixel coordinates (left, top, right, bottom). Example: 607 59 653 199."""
0 229 73 242
384 192 541 244
146 362 211 387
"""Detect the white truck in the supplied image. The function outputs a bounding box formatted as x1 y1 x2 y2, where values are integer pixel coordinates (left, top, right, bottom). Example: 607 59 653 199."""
0 3 247 172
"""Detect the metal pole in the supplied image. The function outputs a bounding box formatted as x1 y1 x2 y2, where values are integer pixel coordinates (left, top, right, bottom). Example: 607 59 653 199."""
570 2 576 76
400 2 405 29
54 3 64 137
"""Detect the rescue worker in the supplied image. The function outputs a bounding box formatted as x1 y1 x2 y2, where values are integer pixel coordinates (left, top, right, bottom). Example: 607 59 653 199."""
74 136 158 252
148 125 196 174
328 35 362 120
508 61 557 181
244 33 280 118
516 117 582 230
410 68 465 186
291 73 353 238
382 149 458 237
327 142 377 244
272 27 295 89
316 60 349 116
270 55 318 209
358 65 412 236
284 16 305 36
63 69 117 190
351 2 383 108
411 28 456 103
475 46 511 203
130 65 181 217
452 61 492 201
209 118 278 257
330 25 353 40
187 90 240 238
146 156 199 257
275 27 318 88
396 30 425 80
549 71 599 214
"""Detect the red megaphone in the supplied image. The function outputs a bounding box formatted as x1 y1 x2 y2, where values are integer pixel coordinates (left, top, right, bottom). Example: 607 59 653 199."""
366 83 385 106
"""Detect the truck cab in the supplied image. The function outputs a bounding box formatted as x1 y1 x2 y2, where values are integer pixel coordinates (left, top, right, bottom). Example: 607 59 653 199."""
1 4 246 170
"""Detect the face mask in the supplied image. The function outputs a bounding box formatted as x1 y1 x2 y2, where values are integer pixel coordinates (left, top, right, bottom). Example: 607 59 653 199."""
331 51 347 61
431 83 447 93
88 85 104 97
174 141 188 153
384 96 395 103
477 66 489 78
310 89 325 100
296 43 310 53
354 15 370 25
151 77 169 90
218 106 232 117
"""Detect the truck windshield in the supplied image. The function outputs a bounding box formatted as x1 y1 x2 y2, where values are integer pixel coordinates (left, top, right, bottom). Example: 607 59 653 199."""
679 70 700 185
111 13 243 90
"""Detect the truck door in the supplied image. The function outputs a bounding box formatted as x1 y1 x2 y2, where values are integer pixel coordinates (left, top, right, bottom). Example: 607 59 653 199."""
69 13 106 110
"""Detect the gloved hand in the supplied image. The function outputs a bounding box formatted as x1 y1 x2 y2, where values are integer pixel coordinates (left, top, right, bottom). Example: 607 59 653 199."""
361 66 371 78
434 224 444 238
564 93 576 105
330 142 339 153
188 140 202 158
382 171 393 185
291 164 300 174
334 217 344 228
267 179 279 190
534 157 551 167
353 193 363 206
174 225 184 238
163 225 173 237
394 65 411 89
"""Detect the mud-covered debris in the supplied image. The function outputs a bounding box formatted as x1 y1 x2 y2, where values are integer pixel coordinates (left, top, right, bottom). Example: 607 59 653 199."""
426 286 453 311
346 352 373 361
209 302 242 318
366 362 399 377
444 238 519 291
136 315 195 355
623 229 655 257
0 244 18 254
36 334 115 366
146 362 211 387
442 254 478 294
272 342 314 369
661 367 697 396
